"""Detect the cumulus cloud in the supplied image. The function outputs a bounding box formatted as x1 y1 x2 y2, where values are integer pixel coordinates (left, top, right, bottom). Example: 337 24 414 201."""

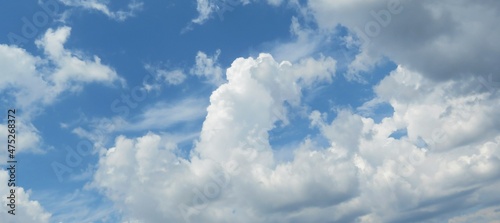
372 66 500 151
36 26 124 90
89 49 500 222
91 53 341 222
348 66 500 222
1 26 122 113
58 0 143 21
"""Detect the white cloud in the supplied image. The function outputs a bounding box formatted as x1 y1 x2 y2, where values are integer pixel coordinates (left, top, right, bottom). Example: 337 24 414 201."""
144 64 187 86
36 26 124 90
270 16 329 62
190 50 225 86
58 0 143 21
144 50 228 89
349 66 500 222
192 0 214 24
0 26 123 112
0 44 52 112
162 69 186 85
0 26 122 154
291 54 336 85
372 66 500 151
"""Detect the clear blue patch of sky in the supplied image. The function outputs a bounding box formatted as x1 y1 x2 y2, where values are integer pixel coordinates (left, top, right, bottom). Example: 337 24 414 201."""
369 102 395 123
389 128 408 140
0 1 66 53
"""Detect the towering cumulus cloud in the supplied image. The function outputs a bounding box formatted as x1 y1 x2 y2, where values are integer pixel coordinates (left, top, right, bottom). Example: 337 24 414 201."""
92 54 348 222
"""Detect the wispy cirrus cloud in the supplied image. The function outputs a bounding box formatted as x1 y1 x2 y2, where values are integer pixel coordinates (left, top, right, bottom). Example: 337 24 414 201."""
58 0 143 21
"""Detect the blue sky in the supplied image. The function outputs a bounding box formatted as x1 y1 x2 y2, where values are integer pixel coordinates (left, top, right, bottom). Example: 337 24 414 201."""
1 0 500 222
